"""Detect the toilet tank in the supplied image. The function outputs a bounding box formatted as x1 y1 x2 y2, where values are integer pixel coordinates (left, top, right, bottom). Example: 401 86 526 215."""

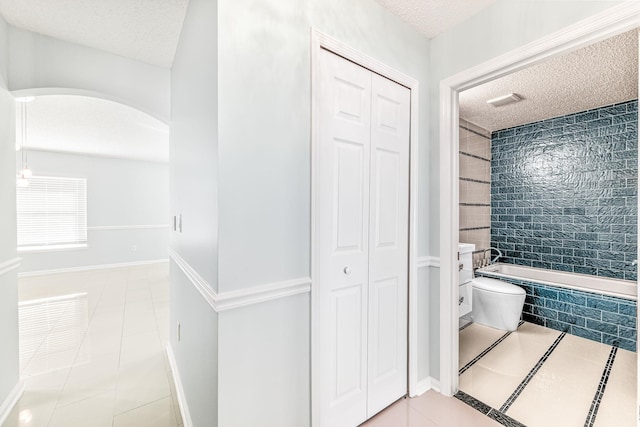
458 243 475 285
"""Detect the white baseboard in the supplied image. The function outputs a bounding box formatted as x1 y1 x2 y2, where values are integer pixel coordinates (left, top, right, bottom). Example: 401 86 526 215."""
417 256 440 269
166 344 193 427
18 259 169 278
0 381 24 426
415 377 440 396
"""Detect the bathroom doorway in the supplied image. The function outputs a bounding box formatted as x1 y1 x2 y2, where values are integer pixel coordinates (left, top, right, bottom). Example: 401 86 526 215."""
440 4 640 426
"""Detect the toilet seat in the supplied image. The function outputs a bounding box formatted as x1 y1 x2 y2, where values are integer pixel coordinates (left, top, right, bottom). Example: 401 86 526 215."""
472 277 525 295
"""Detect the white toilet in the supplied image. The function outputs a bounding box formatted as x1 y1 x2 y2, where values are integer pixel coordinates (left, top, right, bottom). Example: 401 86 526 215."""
471 276 526 331
459 243 525 331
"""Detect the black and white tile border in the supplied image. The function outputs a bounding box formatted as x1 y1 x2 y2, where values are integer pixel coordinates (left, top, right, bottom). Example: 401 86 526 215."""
454 391 526 427
499 332 566 412
459 321 525 375
459 321 474 332
584 347 617 427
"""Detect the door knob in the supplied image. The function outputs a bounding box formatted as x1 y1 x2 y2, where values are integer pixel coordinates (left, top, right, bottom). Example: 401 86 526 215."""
343 266 351 275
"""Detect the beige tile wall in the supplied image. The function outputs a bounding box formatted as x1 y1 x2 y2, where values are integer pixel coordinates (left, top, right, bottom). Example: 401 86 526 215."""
459 119 491 267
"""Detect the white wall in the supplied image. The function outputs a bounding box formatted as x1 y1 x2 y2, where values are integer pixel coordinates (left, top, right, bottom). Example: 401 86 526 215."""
16 150 169 274
215 1 430 425
8 27 170 122
426 0 624 380
0 13 19 417
169 0 219 425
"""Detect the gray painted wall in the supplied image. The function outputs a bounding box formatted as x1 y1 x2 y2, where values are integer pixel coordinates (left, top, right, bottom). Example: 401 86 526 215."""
16 150 169 273
169 0 219 425
427 0 624 381
215 1 430 426
8 27 170 122
217 0 431 292
0 13 19 413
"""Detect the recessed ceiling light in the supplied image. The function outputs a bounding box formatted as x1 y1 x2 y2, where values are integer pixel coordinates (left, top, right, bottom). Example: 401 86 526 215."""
486 93 522 107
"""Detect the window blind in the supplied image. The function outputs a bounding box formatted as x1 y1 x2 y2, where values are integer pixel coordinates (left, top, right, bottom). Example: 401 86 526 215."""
17 176 87 250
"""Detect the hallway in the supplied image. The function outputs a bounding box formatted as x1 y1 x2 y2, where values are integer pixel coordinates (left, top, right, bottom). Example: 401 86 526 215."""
2 263 182 427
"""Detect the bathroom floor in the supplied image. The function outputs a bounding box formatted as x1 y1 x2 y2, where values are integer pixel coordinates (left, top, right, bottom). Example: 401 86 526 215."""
457 321 637 427
2 263 182 427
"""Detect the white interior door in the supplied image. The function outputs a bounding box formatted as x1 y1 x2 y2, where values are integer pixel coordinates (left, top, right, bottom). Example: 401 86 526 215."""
367 73 410 417
317 48 410 427
318 48 372 427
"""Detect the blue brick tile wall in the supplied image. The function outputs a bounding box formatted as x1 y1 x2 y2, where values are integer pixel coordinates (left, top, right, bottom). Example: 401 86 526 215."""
490 100 638 280
476 271 637 351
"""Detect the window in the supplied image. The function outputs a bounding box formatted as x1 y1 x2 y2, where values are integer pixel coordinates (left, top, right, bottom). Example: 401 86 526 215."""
17 176 87 251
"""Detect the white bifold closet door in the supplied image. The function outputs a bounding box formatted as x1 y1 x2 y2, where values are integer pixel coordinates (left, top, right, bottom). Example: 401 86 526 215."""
317 48 410 427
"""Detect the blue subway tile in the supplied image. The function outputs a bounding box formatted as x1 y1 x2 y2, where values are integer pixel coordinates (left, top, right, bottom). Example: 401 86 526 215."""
586 297 619 313
602 333 621 347
619 303 636 316
545 300 572 313
602 311 636 328
572 305 601 320
619 326 637 340
616 338 636 352
534 288 558 299
558 292 586 305
586 319 618 335
545 319 571 332
572 326 602 342
557 312 585 326
523 312 544 326
534 307 558 320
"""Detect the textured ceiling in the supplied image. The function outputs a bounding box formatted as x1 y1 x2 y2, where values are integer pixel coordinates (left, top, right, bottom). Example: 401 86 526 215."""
0 0 188 67
460 30 639 132
17 95 169 162
374 0 497 38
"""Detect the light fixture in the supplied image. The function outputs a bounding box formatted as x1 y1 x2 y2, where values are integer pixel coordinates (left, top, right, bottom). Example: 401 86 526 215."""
17 96 34 183
486 93 522 107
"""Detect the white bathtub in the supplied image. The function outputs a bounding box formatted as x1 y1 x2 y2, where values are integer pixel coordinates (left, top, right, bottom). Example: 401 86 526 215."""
477 263 637 301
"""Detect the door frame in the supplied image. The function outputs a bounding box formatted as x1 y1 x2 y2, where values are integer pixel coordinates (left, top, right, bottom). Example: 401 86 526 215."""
439 3 640 397
310 29 420 426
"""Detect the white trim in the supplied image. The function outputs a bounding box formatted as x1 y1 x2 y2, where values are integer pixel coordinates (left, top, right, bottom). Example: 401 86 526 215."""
169 248 312 312
416 377 440 397
166 344 193 427
0 258 22 277
417 256 440 269
18 244 88 254
215 277 311 312
11 87 170 125
310 29 421 421
438 3 640 398
18 259 168 278
88 224 170 231
0 381 24 426
169 249 218 311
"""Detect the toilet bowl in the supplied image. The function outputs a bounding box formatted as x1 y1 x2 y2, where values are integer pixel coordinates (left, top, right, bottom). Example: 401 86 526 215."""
471 277 525 331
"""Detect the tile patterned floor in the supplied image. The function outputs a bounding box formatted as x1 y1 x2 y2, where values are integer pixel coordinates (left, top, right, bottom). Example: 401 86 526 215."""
363 321 636 427
4 267 636 427
2 263 182 427
457 322 637 427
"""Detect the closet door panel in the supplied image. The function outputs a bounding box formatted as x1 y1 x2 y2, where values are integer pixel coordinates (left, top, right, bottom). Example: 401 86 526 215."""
317 48 372 427
367 73 410 417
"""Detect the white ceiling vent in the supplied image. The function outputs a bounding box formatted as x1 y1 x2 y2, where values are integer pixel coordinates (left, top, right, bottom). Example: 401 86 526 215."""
486 93 522 107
